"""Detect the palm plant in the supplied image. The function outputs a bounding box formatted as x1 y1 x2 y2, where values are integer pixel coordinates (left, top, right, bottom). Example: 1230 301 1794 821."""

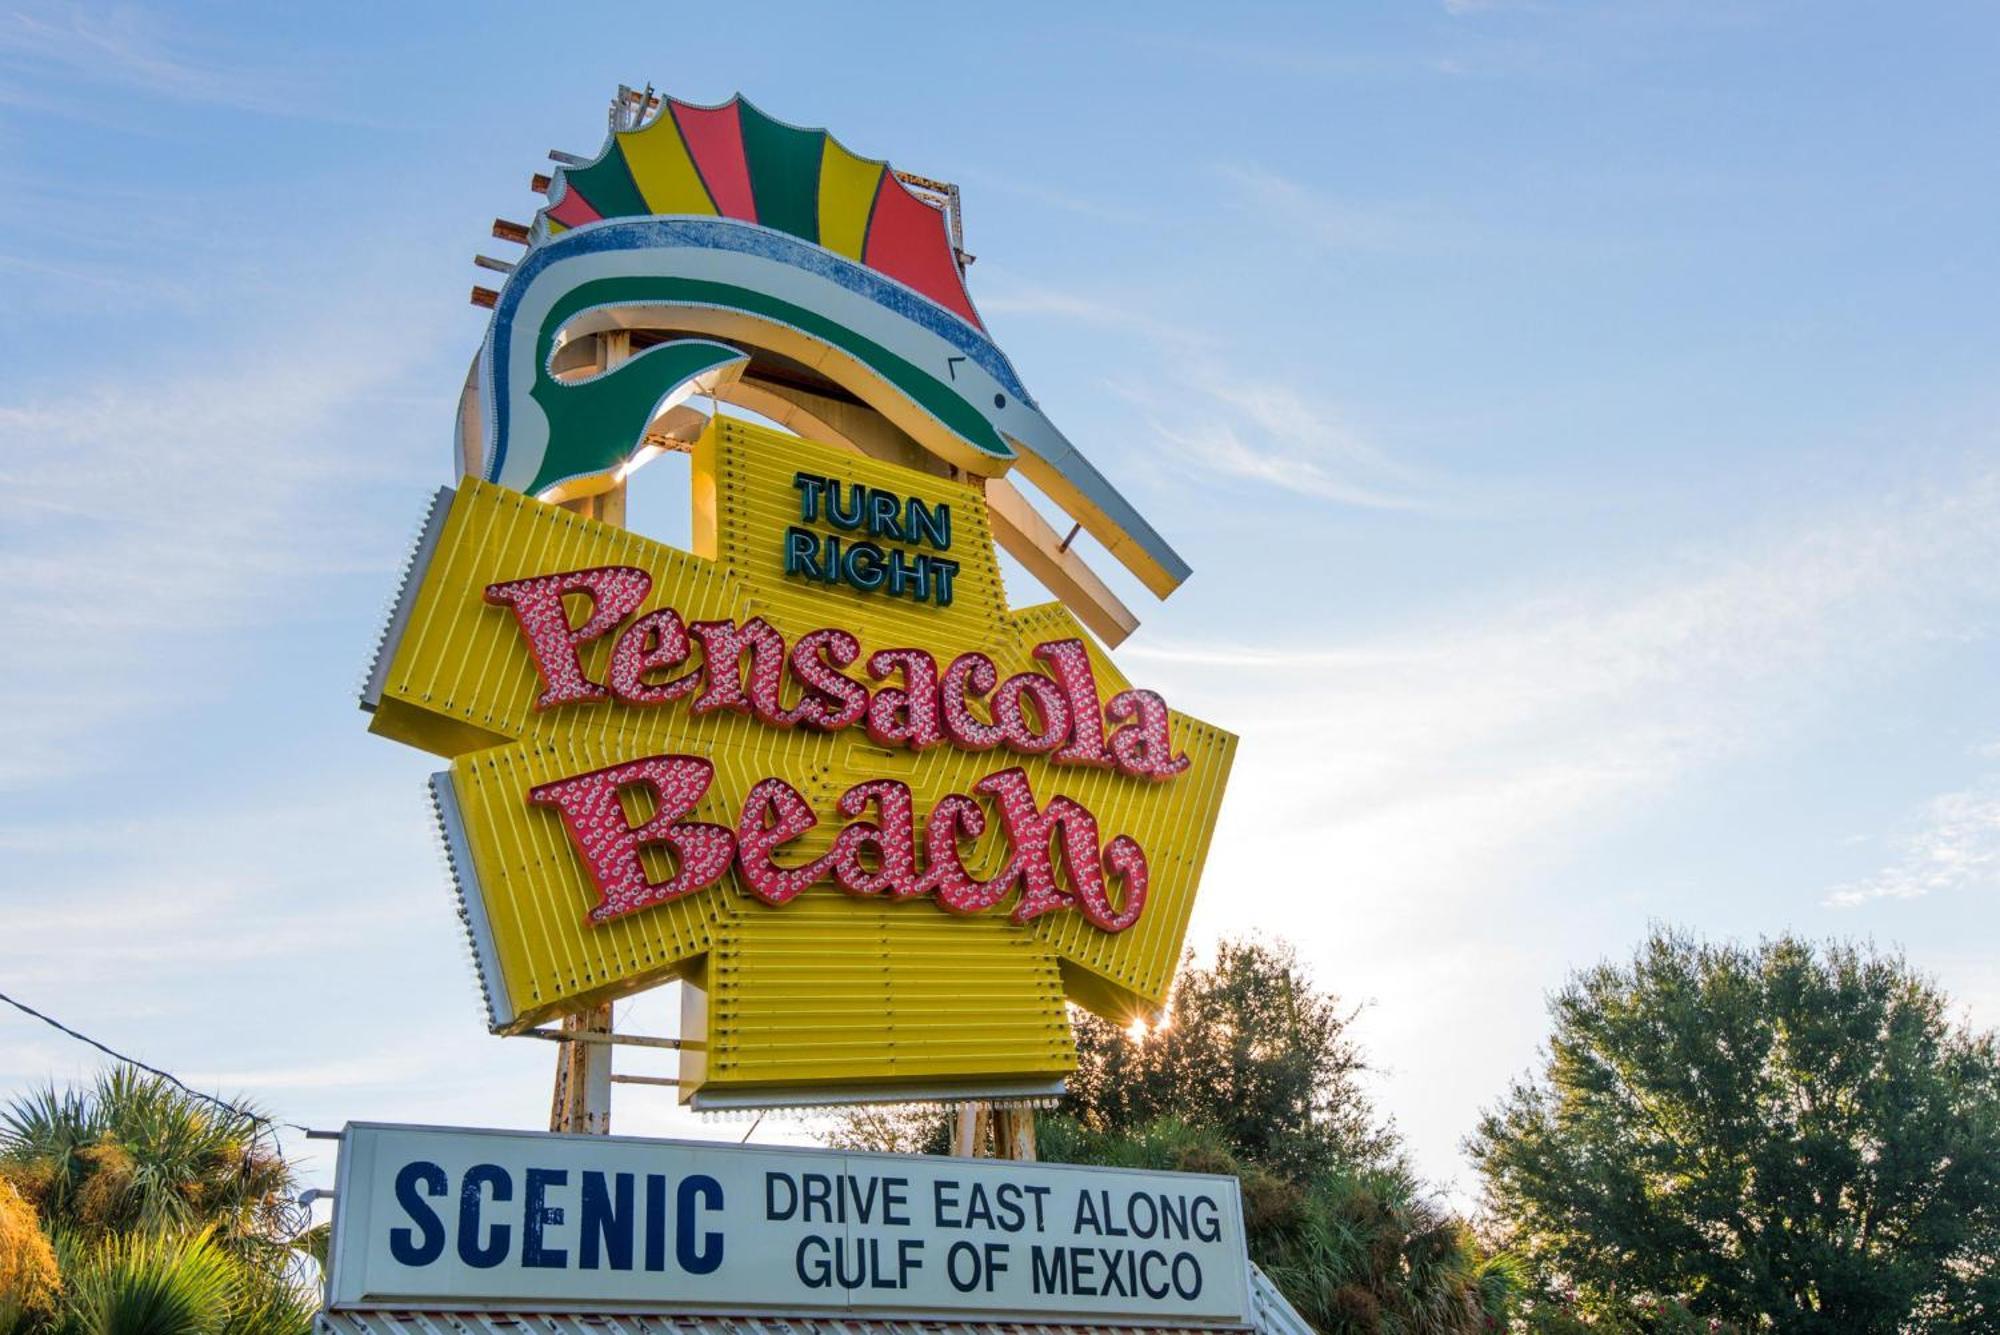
214 1252 318 1335
56 1228 236 1335
1 1068 290 1255
0 1068 311 1335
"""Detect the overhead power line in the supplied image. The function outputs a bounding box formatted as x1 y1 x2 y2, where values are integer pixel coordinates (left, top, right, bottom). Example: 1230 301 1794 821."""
0 988 314 1138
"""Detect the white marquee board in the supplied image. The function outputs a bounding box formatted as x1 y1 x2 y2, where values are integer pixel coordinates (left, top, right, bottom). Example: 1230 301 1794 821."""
325 1123 1252 1326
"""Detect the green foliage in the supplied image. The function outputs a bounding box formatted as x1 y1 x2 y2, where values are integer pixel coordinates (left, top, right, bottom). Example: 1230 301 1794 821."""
1040 1115 1517 1334
1066 939 1394 1180
830 940 1519 1333
1 1068 290 1256
214 1255 317 1335
57 1228 236 1335
1472 927 2000 1333
1507 1293 1741 1335
0 1069 314 1335
825 938 1390 1174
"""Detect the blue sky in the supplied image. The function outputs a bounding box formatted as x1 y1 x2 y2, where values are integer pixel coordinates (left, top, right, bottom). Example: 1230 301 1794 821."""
3 0 1998 1204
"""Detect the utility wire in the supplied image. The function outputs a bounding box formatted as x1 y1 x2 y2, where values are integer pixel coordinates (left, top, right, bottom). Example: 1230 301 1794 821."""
0 988 314 1139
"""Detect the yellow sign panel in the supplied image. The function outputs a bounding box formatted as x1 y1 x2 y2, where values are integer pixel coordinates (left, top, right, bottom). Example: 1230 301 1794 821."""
365 417 1234 1108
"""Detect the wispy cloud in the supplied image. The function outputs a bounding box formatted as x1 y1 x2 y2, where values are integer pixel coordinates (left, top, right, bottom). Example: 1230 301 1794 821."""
982 279 1446 510
1217 164 1481 255
957 168 1153 227
1143 368 1438 510
0 250 194 304
1127 466 2000 1190
181 1051 445 1093
0 4 311 119
974 283 1200 349
1827 785 2000 908
0 763 549 1158
1150 469 2000 828
0 783 437 987
0 290 442 787
0 769 729 1161
0 178 251 315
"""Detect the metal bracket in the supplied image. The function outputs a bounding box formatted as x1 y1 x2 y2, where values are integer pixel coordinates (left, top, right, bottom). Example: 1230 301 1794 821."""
519 1027 702 1051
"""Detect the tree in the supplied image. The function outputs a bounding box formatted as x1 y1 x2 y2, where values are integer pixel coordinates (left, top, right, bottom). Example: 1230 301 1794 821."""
0 1066 316 1335
56 1228 237 1335
1472 927 2000 1333
826 937 1390 1173
1038 1116 1518 1334
1065 938 1394 1179
3 1067 291 1257
829 938 1519 1333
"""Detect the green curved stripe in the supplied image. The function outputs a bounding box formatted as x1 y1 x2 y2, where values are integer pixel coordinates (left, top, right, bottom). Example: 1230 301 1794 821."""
562 145 649 220
739 101 823 243
536 275 1013 461
526 338 743 496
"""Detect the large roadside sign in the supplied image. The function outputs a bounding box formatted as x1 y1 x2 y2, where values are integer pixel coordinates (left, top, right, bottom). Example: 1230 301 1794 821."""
325 1123 1253 1326
359 84 1237 1113
365 419 1234 1108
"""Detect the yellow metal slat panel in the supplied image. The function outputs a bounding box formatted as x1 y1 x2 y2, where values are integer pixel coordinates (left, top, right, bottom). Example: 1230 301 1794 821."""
702 884 1073 1095
372 418 1235 1104
452 734 721 1031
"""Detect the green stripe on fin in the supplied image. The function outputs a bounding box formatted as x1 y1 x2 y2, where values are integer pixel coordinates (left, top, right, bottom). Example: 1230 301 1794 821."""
739 101 823 243
526 338 746 496
562 144 650 220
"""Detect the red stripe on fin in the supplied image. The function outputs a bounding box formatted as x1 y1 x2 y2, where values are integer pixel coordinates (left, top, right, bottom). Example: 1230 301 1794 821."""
863 174 981 329
546 188 604 230
672 99 755 222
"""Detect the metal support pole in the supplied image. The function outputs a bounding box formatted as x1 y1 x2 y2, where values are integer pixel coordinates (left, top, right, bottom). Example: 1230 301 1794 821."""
952 1101 991 1157
549 1002 615 1134
994 1106 1038 1161
546 326 635 1137
952 1101 1037 1161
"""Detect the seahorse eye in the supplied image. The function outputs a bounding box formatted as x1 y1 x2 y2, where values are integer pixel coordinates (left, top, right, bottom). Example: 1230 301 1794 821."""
993 393 1007 410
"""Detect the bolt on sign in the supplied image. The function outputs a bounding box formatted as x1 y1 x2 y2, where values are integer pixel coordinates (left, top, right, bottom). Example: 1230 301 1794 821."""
360 88 1235 1110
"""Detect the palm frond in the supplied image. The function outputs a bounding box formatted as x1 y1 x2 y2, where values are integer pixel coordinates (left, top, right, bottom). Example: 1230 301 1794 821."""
62 1227 236 1335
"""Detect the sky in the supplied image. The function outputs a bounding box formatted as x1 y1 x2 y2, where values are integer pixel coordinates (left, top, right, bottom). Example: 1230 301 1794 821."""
2 0 1999 1209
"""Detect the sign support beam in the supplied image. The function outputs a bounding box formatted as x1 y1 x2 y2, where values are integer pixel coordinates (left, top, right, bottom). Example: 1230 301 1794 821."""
546 327 634 1137
952 1101 1038 1161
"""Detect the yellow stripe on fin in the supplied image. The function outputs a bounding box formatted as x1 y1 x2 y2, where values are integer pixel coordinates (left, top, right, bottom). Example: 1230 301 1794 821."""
618 117 717 216
816 137 883 261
